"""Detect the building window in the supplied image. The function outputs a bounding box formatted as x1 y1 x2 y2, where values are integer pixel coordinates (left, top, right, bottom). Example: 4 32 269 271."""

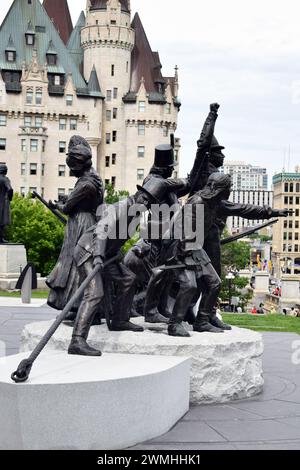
111 64 115 77
296 197 300 205
21 139 27 152
284 220 288 229
70 118 77 130
21 163 26 176
296 209 299 217
20 187 26 197
112 131 117 142
111 176 116 186
111 20 116 25
290 183 294 192
296 221 299 229
296 233 299 241
105 156 110 168
47 54 57 66
296 183 300 193
137 169 144 180
0 114 7 126
112 153 116 165
59 141 66 153
138 146 145 158
113 108 118 119
295 245 299 252
42 140 46 152
106 133 111 144
54 75 61 86
59 118 67 130
6 51 16 62
162 125 168 137
30 163 37 175
66 95 73 106
105 179 110 186
35 116 43 128
36 89 42 105
284 196 288 205
58 188 66 201
165 103 171 114
26 34 35 46
58 165 66 177
106 110 111 121
0 138 7 150
24 116 32 127
106 90 112 101
113 88 118 99
26 90 33 104
289 197 293 205
138 124 145 135
41 164 45 176
138 101 145 112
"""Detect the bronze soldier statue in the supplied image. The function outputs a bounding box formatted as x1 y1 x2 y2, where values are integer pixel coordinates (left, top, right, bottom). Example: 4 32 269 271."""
46 136 103 313
165 173 292 336
68 188 158 356
0 164 13 244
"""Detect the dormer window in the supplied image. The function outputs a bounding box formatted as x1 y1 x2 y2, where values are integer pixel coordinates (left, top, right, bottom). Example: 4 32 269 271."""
25 21 35 46
46 41 57 66
26 33 35 45
6 51 16 62
5 35 16 63
47 54 57 66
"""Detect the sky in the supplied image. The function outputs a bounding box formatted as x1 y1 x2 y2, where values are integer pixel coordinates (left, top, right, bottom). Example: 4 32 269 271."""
1 0 300 186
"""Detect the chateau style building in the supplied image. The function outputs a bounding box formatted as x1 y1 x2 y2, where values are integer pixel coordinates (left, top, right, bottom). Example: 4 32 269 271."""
0 0 181 199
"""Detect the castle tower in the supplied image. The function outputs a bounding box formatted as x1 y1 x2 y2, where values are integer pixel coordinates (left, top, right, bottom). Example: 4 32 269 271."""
82 0 134 187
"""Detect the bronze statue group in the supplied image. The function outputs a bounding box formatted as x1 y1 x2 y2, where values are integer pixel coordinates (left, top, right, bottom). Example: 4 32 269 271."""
45 104 291 357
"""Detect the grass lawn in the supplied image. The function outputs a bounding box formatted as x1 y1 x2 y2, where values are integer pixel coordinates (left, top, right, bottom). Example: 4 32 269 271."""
0 291 49 299
223 313 300 336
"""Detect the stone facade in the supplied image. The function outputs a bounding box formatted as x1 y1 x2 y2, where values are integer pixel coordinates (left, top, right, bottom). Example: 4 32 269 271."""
0 0 180 200
272 170 300 278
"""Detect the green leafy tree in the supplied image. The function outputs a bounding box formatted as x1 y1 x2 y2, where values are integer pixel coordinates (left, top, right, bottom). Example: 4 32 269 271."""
5 194 64 276
105 184 129 204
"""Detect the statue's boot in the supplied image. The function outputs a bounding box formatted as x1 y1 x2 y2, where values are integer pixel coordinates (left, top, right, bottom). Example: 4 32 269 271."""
68 335 102 356
167 292 191 338
110 320 144 332
184 307 196 325
210 313 232 330
194 311 224 333
145 308 169 324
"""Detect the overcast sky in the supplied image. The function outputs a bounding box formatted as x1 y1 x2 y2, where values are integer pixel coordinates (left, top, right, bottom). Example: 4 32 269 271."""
1 0 300 185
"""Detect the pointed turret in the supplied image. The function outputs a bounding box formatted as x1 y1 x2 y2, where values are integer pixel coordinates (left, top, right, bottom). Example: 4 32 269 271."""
67 11 86 70
88 65 103 97
43 0 73 45
129 13 165 97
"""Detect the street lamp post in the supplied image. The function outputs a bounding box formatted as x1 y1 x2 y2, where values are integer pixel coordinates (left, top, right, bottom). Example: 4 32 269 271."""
225 272 235 312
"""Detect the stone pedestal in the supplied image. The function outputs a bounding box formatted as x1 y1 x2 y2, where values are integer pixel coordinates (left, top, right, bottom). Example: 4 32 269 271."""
0 244 47 290
21 320 264 405
280 275 300 310
0 244 27 290
254 271 270 304
0 351 190 450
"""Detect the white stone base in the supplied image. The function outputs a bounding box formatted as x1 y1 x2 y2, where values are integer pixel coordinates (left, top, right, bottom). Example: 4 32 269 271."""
0 244 27 275
21 319 264 404
0 351 190 450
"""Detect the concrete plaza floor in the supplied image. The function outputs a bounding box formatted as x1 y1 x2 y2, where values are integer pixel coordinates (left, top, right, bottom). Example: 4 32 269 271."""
0 301 299 450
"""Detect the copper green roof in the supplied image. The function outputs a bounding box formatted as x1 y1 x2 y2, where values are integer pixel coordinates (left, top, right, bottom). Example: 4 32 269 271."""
0 0 95 96
273 173 300 184
67 11 85 71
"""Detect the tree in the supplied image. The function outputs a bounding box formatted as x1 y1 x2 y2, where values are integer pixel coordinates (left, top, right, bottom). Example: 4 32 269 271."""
5 194 64 276
105 184 129 204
